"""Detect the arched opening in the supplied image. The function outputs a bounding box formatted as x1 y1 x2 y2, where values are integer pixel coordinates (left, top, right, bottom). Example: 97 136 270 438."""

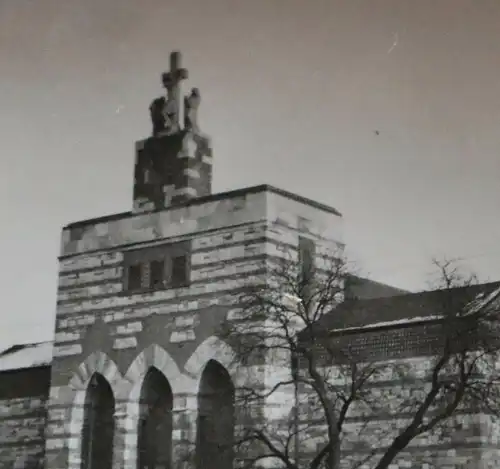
137 367 173 469
80 373 115 469
196 360 235 469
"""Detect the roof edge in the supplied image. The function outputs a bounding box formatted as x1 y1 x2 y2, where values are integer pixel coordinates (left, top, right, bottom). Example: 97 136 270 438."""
63 184 342 230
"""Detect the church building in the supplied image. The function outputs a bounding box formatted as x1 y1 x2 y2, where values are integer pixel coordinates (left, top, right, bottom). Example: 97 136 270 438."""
3 51 494 469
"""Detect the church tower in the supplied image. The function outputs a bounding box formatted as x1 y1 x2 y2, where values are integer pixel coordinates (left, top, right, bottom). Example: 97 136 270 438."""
133 51 213 212
43 52 343 469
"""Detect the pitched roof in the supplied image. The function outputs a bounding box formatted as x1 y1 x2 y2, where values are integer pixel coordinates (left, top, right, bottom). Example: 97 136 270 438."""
292 281 500 361
345 275 409 300
317 280 500 334
0 341 53 372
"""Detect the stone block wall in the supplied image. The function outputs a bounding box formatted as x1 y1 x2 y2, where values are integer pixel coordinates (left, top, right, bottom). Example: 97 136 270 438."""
133 131 213 213
476 415 500 469
0 366 50 468
241 195 343 468
46 232 269 467
295 353 494 469
44 186 344 469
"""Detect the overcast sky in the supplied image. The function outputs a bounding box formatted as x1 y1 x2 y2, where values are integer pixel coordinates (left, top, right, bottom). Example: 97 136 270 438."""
1 0 499 348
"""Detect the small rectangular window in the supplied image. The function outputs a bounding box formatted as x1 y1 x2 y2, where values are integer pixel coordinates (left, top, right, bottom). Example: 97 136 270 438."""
171 255 188 287
123 241 191 293
127 264 142 291
298 236 315 303
298 236 315 282
150 259 165 289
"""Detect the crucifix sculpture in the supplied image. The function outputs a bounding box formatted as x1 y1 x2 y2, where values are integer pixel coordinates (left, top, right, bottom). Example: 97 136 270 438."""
149 51 205 137
161 51 188 132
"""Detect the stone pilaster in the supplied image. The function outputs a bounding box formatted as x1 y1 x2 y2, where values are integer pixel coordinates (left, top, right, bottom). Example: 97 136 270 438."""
66 391 86 469
111 399 130 469
172 393 198 469
120 398 141 469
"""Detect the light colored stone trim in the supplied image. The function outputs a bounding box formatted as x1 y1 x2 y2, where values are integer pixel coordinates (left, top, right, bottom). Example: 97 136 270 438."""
59 251 123 273
54 344 83 358
124 344 190 391
60 223 266 276
174 186 198 198
63 351 124 469
184 335 240 388
168 337 246 451
170 330 196 343
54 331 81 344
111 401 129 469
57 274 264 315
58 266 122 288
133 199 155 213
60 230 72 259
62 193 270 257
113 337 138 350
68 351 123 392
135 140 146 151
114 321 143 335
183 167 201 179
49 386 64 402
120 344 196 469
57 282 123 302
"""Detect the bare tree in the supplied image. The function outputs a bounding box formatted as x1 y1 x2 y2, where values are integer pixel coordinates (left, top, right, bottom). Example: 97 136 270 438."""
219 247 500 469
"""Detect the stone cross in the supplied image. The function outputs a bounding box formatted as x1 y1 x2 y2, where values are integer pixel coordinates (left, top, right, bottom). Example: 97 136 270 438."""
161 51 188 129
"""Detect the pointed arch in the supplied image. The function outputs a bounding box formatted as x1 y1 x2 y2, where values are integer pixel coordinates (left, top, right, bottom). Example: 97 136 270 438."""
184 336 238 388
67 352 122 469
69 351 122 392
137 367 174 469
80 373 115 469
124 344 188 398
196 359 235 469
123 345 191 469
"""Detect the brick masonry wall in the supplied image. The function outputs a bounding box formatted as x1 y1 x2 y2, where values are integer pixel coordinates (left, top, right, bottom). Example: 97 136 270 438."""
0 366 50 468
295 354 499 469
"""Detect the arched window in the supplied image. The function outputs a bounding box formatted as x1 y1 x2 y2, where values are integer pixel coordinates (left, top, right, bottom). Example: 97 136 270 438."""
137 367 173 469
196 360 235 469
80 373 115 469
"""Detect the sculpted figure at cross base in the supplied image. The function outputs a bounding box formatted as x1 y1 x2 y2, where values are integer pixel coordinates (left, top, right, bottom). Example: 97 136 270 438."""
184 87 201 134
149 51 188 136
149 52 205 137
149 97 170 136
161 96 178 133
